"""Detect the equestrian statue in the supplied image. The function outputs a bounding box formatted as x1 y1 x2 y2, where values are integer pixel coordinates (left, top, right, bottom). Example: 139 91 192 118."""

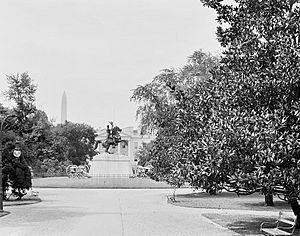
94 122 127 153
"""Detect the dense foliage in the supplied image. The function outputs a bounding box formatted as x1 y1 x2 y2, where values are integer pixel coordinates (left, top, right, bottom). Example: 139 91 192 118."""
53 122 98 165
132 51 220 191
198 0 300 202
1 73 98 198
2 144 32 200
134 141 154 167
133 1 300 219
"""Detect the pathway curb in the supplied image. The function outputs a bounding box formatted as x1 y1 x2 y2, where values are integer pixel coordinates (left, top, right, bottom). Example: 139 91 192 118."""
4 198 41 207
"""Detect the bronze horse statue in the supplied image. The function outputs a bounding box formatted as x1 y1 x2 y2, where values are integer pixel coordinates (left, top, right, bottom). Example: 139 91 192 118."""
94 125 127 153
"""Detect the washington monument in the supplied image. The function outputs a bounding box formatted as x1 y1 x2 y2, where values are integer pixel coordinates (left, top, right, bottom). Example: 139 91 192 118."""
61 91 67 124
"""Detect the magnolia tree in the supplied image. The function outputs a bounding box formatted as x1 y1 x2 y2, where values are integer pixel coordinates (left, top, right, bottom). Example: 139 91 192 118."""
134 1 300 224
198 0 300 225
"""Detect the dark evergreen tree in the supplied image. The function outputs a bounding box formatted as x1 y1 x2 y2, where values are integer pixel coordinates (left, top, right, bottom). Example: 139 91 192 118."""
2 143 32 200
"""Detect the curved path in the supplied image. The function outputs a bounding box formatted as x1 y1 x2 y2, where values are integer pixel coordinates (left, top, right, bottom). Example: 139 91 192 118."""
0 188 238 236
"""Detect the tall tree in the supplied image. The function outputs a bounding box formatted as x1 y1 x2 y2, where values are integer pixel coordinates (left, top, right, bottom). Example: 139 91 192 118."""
200 0 300 224
1 73 37 198
4 73 37 136
131 69 179 134
132 50 220 190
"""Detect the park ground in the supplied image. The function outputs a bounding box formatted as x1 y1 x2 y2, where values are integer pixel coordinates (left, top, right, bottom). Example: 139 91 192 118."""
0 177 299 235
171 191 299 235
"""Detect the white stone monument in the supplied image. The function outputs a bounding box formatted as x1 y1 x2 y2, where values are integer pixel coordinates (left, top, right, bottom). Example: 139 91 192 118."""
89 151 133 177
89 122 134 177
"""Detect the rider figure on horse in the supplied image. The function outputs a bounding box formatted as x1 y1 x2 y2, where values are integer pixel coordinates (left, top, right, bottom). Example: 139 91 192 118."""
106 122 113 141
103 122 122 153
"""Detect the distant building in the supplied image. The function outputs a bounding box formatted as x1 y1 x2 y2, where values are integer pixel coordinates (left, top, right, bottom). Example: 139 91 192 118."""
95 126 154 164
61 91 67 124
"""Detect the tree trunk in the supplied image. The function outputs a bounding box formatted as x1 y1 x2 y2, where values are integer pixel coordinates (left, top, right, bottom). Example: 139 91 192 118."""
173 187 176 201
265 194 274 206
289 198 300 229
209 188 217 195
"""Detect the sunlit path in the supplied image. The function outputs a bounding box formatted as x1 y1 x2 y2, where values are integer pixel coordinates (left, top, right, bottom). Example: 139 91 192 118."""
0 188 237 236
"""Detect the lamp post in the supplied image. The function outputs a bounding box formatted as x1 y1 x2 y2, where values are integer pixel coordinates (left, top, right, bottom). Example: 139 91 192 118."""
0 115 16 212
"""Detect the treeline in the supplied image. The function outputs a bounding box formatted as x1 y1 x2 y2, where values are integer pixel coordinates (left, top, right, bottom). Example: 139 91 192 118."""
1 73 97 198
132 0 300 225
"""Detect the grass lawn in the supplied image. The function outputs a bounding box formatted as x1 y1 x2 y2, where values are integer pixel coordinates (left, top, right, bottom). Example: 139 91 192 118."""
0 211 10 217
203 213 300 235
172 191 291 211
1 196 41 218
32 176 173 189
4 197 41 206
171 191 298 235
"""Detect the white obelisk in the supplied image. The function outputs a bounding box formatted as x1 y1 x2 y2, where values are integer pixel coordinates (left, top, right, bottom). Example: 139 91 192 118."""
61 91 67 124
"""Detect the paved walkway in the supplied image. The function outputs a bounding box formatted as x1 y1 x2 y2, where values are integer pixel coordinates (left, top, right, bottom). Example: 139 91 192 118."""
0 188 240 236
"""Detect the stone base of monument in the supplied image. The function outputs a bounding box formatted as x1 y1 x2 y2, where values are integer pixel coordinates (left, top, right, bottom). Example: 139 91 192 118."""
89 152 133 178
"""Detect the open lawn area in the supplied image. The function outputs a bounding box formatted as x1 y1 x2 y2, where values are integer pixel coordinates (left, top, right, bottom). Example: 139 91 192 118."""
173 191 290 211
171 191 299 235
32 176 173 189
203 213 300 235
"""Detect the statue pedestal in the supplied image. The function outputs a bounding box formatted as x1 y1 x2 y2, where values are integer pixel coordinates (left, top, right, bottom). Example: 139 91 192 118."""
89 152 133 177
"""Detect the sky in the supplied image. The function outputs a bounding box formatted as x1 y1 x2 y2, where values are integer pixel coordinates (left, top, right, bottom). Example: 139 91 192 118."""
0 0 221 130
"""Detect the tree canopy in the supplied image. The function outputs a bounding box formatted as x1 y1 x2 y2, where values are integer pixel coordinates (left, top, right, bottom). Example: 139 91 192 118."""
133 1 300 217
132 50 221 191
198 0 300 199
53 122 98 165
1 73 99 198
